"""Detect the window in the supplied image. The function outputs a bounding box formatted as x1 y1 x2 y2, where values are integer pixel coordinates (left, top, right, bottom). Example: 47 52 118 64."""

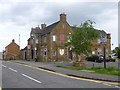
98 39 101 44
40 49 43 56
59 49 64 55
67 35 71 42
98 48 101 55
44 48 47 56
44 36 46 42
60 34 64 41
52 35 56 41
31 39 33 44
36 39 38 44
39 38 42 43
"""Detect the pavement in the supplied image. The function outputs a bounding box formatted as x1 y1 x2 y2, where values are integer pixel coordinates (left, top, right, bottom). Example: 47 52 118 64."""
9 60 120 83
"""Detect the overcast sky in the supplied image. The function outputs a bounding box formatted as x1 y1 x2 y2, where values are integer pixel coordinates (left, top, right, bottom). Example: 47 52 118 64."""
0 0 119 52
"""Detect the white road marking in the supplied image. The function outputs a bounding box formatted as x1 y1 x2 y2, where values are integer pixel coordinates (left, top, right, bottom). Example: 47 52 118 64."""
22 74 42 84
8 68 18 72
15 62 119 85
115 86 120 88
2 65 7 68
103 83 112 86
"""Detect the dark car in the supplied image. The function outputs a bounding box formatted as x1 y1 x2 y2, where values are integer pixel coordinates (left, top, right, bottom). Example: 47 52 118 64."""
105 56 110 62
86 55 103 63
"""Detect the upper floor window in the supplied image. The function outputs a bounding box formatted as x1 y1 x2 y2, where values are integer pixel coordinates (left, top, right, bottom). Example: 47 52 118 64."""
60 34 65 41
52 35 56 41
44 48 47 56
31 39 33 44
98 39 101 44
67 35 71 42
40 38 42 43
44 36 46 43
36 39 38 44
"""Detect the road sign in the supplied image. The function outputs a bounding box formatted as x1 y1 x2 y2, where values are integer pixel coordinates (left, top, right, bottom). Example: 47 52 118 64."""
27 45 31 49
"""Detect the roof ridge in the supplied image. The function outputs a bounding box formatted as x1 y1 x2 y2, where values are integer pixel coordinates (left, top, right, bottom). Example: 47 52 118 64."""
41 21 60 35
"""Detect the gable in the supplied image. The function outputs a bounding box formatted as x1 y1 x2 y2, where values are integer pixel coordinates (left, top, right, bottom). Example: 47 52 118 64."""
51 21 73 35
5 42 19 49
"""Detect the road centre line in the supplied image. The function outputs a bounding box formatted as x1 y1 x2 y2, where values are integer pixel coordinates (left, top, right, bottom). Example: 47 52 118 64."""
22 74 42 84
8 68 18 73
2 65 7 68
0 86 1 90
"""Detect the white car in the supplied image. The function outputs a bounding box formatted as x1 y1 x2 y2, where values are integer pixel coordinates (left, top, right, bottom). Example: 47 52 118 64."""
111 53 117 59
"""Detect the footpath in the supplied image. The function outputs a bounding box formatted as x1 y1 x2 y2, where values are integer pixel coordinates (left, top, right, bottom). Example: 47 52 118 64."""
11 60 119 83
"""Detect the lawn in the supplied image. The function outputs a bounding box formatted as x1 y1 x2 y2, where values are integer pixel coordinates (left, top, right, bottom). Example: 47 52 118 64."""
56 65 120 76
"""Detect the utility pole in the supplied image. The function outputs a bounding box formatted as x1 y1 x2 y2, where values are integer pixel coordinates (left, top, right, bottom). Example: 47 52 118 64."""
103 46 106 68
19 34 21 59
19 34 20 49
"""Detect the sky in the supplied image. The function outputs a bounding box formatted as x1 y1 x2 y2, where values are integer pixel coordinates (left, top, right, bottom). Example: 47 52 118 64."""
0 0 119 52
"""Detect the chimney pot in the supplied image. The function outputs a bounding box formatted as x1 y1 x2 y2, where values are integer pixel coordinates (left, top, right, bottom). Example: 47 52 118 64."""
12 39 15 43
60 13 67 22
41 24 46 29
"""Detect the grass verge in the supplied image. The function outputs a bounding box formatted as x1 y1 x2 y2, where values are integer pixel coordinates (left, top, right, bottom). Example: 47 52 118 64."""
56 65 120 76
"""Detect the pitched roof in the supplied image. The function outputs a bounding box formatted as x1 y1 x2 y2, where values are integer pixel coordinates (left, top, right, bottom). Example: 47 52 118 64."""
5 42 19 49
34 27 42 34
41 21 60 35
21 46 27 51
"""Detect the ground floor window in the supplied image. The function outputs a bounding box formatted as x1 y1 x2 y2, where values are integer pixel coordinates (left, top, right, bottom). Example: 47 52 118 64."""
52 50 56 56
44 48 47 56
59 49 64 55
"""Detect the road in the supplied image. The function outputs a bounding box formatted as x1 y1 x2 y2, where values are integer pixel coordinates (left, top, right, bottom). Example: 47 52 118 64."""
0 61 2 90
2 61 119 88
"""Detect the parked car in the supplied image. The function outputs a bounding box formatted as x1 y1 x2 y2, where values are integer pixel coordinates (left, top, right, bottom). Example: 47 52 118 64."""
105 56 110 62
86 55 111 63
86 55 103 63
108 55 116 62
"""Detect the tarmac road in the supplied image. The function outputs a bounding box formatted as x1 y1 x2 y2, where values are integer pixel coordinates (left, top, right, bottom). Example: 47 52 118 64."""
2 61 119 88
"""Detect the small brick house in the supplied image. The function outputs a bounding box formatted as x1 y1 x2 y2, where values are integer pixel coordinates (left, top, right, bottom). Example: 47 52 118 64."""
4 39 20 60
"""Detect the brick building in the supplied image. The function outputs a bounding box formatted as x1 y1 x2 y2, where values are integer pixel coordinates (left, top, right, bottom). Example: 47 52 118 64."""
23 13 111 62
4 39 20 60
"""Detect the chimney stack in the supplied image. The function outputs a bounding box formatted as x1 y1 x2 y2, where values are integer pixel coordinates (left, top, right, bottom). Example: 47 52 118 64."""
12 39 15 43
41 24 46 29
107 34 111 39
60 13 66 22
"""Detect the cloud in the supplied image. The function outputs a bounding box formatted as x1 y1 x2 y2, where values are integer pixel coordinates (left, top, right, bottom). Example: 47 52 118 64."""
0 1 118 52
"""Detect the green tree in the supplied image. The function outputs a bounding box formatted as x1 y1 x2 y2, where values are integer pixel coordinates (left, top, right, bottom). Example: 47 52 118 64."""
67 20 100 61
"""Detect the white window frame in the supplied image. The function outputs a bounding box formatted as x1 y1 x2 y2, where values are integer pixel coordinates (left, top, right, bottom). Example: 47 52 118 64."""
52 35 56 41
